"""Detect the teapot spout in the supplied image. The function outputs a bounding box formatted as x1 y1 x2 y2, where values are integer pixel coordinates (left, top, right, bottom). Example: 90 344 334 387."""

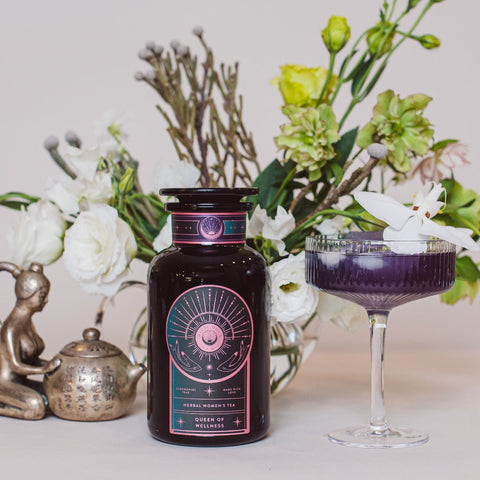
128 363 147 385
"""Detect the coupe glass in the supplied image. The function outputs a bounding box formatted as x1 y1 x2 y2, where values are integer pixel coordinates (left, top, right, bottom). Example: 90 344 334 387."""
305 234 456 448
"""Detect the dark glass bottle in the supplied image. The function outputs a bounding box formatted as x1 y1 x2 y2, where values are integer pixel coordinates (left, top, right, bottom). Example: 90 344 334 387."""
147 188 270 446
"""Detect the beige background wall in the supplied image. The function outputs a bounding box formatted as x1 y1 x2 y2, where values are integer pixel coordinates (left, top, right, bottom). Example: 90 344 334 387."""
0 0 478 358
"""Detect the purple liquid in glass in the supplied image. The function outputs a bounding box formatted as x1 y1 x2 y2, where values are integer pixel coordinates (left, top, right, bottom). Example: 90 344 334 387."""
305 234 457 448
306 247 456 312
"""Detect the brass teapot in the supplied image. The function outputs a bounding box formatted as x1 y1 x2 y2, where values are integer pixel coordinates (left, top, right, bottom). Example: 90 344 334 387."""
43 328 146 421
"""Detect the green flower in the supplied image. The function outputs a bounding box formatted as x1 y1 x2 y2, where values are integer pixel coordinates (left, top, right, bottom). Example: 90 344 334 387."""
367 22 396 57
418 34 441 49
271 64 337 107
357 90 434 172
275 104 340 181
322 16 351 54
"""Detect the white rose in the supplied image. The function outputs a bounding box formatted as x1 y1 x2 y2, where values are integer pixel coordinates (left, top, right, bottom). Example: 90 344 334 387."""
153 159 200 192
316 291 367 331
269 251 319 323
63 205 137 296
153 215 172 252
248 205 295 255
6 199 66 267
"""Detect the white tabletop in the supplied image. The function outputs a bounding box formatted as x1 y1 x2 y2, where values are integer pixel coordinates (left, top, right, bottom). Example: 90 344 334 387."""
1 344 478 480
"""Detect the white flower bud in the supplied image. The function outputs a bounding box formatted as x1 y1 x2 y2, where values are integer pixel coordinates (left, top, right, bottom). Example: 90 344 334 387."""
134 71 144 81
145 70 157 82
193 25 204 36
43 135 59 151
138 48 152 60
177 45 189 57
65 130 81 148
152 44 164 56
367 143 389 160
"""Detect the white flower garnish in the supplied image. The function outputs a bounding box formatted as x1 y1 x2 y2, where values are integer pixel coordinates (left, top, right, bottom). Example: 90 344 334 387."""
354 183 479 252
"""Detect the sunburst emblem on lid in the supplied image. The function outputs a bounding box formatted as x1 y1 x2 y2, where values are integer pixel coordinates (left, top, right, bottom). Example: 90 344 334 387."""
199 216 224 240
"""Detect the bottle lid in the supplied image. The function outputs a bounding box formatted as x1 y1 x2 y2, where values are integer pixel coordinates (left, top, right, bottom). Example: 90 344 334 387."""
160 188 258 212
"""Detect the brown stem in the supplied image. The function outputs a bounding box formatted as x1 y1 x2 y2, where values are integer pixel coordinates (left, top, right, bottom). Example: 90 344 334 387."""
289 182 313 213
296 155 380 228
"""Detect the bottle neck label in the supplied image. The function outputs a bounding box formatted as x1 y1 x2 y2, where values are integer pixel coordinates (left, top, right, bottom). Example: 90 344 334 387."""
171 212 247 245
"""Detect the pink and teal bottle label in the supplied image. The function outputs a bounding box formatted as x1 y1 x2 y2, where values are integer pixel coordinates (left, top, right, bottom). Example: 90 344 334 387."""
166 285 253 436
171 212 246 245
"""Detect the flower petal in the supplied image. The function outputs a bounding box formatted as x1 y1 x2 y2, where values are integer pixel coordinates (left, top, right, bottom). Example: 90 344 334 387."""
354 191 413 230
420 218 480 251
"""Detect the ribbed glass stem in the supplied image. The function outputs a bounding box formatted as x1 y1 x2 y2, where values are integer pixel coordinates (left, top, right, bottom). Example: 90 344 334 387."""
369 311 389 435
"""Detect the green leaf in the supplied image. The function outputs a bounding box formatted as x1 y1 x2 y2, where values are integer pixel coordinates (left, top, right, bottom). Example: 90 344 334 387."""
334 127 359 167
329 162 345 185
338 49 357 79
439 179 480 236
0 192 40 211
441 254 480 304
291 196 317 220
251 159 295 213
456 255 480 283
441 277 479 305
351 57 375 97
119 167 135 194
442 179 477 207
431 139 459 151
357 61 387 101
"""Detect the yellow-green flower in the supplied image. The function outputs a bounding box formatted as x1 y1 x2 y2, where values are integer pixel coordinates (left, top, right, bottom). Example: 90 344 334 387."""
271 64 337 107
322 16 351 54
418 34 441 49
367 22 396 57
275 104 340 181
357 90 434 172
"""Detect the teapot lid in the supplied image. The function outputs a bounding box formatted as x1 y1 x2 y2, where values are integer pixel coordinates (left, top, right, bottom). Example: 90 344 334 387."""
59 328 122 358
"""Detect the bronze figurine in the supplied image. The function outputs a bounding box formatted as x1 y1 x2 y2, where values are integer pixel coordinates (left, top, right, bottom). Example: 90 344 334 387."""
0 262 60 419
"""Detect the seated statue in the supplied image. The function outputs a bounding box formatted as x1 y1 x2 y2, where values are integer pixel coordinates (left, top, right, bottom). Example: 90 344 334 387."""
0 262 60 419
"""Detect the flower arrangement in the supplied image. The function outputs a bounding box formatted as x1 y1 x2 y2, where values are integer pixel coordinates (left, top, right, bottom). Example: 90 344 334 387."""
1 0 479 390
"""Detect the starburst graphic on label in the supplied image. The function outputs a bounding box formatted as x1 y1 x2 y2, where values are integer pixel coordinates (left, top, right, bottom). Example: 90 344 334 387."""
205 386 214 396
167 285 253 383
233 417 242 427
